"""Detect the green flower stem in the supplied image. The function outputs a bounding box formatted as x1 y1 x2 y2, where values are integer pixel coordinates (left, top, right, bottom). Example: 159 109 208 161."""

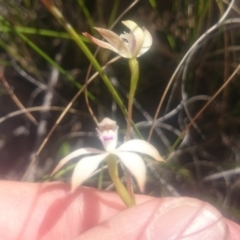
124 58 139 201
126 58 139 140
107 154 135 207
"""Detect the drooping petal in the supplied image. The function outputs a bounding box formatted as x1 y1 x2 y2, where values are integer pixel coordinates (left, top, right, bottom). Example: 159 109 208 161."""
83 32 121 55
71 153 109 191
137 27 152 57
51 148 104 176
115 152 146 192
117 139 165 162
83 20 152 59
88 27 132 58
121 20 144 57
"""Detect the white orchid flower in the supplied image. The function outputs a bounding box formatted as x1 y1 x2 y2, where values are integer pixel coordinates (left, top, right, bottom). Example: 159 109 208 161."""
51 118 164 192
83 20 152 58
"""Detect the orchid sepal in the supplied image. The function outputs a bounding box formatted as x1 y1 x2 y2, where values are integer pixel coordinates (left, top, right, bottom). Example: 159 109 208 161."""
71 153 109 192
117 139 165 162
51 147 104 177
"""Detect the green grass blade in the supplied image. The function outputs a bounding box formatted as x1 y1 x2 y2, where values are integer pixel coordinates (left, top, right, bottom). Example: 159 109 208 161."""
0 26 89 41
108 0 119 27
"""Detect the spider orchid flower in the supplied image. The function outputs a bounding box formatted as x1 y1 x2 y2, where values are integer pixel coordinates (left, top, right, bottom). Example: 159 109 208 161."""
51 118 164 193
83 20 152 58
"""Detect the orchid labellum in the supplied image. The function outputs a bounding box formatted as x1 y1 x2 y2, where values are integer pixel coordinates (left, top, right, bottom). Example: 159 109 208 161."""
51 118 164 194
83 20 152 58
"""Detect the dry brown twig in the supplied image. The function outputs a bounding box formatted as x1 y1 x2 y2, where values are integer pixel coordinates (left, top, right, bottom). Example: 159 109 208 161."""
0 72 38 125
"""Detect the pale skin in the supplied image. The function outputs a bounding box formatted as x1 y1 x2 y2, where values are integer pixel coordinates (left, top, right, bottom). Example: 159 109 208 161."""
0 181 239 240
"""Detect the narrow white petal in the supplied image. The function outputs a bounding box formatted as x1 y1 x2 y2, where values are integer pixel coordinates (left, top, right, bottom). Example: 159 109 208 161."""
83 32 121 55
51 148 104 176
121 20 144 57
93 28 132 58
71 153 109 191
115 152 146 192
117 139 165 162
137 27 153 57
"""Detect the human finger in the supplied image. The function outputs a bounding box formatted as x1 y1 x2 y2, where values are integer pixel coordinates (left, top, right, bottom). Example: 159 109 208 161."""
76 197 239 240
0 181 150 240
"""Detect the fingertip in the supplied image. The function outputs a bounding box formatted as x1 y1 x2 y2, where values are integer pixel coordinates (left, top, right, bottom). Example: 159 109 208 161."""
0 181 236 240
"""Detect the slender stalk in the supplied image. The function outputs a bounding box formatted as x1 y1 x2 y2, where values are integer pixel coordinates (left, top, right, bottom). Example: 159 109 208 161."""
124 58 139 201
107 154 135 207
126 58 139 140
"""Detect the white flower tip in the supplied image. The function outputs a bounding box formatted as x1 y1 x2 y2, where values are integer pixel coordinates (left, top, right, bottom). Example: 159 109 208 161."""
156 154 165 162
50 164 61 177
121 20 133 25
137 178 145 193
82 32 91 38
136 175 146 193
71 171 84 193
83 32 97 43
121 20 137 29
148 150 165 162
71 180 81 193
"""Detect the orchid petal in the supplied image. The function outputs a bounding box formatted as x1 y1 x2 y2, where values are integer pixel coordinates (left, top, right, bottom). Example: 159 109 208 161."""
98 128 118 151
137 27 152 57
97 118 118 151
121 20 144 57
117 139 165 162
51 148 104 176
83 32 122 56
71 153 109 191
93 28 132 58
115 152 146 192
